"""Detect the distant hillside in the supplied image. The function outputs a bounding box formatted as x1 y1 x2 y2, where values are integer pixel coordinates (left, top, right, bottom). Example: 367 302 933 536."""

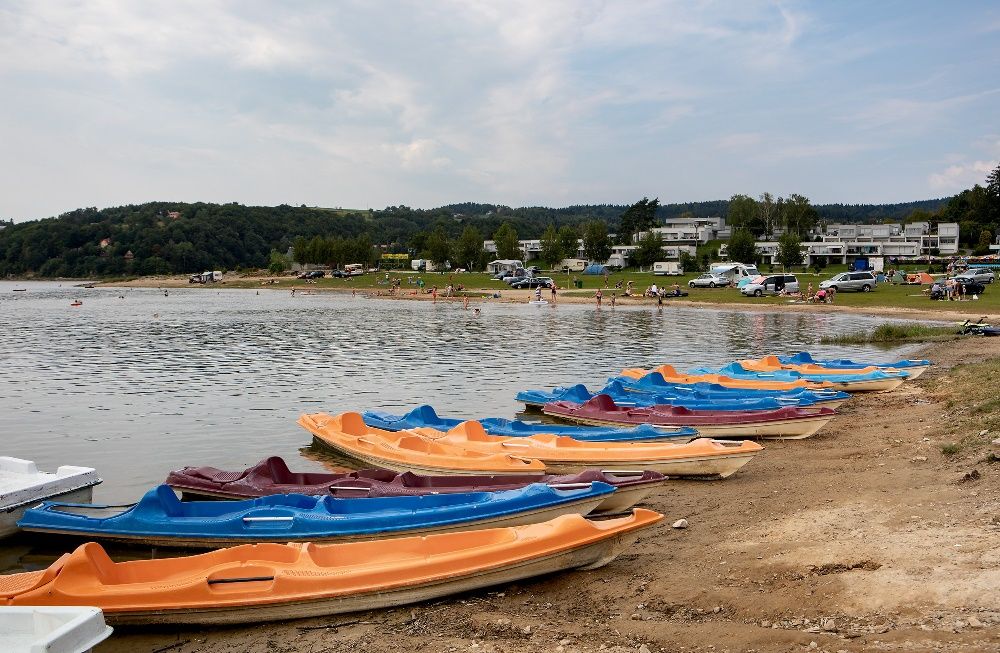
0 196 956 277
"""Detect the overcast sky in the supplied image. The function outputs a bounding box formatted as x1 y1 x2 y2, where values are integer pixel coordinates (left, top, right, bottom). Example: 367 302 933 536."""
1 1 998 222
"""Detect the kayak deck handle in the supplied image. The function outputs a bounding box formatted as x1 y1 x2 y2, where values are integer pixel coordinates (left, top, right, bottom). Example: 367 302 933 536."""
547 483 592 490
600 470 644 476
242 516 294 522
207 576 275 585
328 486 373 492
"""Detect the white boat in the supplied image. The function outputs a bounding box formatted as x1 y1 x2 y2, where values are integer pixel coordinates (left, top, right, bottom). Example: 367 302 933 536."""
0 606 113 653
0 457 101 538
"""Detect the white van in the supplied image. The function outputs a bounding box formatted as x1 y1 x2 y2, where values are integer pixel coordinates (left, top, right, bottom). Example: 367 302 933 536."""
560 258 587 273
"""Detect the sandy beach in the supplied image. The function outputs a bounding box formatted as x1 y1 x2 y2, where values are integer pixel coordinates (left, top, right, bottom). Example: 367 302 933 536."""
101 274 1000 324
96 335 1000 653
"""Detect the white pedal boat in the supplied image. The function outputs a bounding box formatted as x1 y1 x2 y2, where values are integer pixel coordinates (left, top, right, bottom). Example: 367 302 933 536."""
0 457 102 538
0 606 113 653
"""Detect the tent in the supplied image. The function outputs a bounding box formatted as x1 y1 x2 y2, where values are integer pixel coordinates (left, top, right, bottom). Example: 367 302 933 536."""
904 272 935 285
583 264 607 275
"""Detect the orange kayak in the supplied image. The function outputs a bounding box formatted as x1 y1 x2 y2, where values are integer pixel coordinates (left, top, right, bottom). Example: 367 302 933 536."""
299 412 546 476
740 356 884 376
2 510 663 625
303 413 763 479
619 364 833 390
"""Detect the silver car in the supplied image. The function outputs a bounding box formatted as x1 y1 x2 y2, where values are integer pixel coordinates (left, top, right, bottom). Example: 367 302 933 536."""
819 271 877 292
688 272 730 288
954 268 994 284
741 274 799 297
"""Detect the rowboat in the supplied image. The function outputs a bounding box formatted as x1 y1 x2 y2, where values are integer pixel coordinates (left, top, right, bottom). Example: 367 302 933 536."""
776 352 931 379
363 405 698 442
704 362 907 393
3 510 663 625
0 606 113 653
618 364 834 391
18 482 614 548
166 457 665 514
541 394 836 439
1 457 102 539
300 413 547 476
516 382 824 411
614 374 851 409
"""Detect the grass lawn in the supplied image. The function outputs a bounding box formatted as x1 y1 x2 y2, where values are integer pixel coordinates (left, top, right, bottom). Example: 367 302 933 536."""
221 267 1000 315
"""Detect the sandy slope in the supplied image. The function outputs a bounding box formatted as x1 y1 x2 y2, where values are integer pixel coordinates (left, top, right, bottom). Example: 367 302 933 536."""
98 337 999 653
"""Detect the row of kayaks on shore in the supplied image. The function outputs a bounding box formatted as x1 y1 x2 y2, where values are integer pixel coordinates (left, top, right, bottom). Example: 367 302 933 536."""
1 351 929 641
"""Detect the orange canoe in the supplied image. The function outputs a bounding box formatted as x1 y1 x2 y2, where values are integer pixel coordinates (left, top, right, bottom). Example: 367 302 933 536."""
299 413 546 476
303 413 762 479
2 510 663 625
741 356 884 376
618 364 833 390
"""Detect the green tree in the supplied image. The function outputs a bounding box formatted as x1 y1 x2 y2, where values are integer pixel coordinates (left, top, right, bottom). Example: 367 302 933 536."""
727 229 758 264
268 249 289 275
975 228 993 255
782 194 817 237
538 224 563 269
679 251 697 274
776 232 803 270
424 227 452 269
493 222 520 260
728 194 757 231
557 225 580 260
454 226 485 271
618 197 660 244
631 231 664 269
581 221 612 263
758 192 777 237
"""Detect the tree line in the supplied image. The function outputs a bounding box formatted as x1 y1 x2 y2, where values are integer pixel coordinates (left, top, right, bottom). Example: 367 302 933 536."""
0 185 979 278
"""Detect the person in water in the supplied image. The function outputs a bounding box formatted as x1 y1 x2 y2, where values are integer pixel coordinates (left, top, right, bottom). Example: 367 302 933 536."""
595 288 603 307
534 286 542 302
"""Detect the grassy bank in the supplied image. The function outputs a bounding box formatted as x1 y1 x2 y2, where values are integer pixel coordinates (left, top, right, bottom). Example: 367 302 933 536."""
819 322 962 345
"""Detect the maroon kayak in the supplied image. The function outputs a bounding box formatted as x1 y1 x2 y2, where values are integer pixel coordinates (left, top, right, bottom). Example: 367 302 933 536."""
541 394 837 440
165 456 666 513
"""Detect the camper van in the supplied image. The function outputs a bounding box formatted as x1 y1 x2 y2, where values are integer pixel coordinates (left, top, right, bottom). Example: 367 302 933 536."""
653 261 682 276
711 263 759 287
344 263 365 276
560 258 587 273
189 270 223 284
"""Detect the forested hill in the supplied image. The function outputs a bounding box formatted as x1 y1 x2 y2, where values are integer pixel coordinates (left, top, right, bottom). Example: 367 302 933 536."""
0 196 953 277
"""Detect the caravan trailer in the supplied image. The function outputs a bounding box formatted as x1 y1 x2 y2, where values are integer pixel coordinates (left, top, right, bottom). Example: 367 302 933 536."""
653 261 682 276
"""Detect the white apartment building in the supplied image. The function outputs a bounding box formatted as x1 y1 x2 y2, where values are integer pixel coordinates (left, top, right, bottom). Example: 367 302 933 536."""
752 221 960 265
483 238 695 267
649 216 729 245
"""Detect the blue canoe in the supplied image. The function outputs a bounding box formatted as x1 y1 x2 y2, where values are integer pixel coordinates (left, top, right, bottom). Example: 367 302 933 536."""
781 351 931 375
613 373 852 405
515 382 818 411
17 482 616 548
362 405 698 442
699 362 909 384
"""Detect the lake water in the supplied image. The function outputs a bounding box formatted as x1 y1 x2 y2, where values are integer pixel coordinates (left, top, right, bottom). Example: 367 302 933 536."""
0 280 921 569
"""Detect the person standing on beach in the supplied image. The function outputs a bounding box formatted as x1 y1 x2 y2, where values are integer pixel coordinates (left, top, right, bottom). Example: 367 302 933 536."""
595 288 603 307
463 295 469 310
611 293 616 308
431 286 437 302
551 284 557 303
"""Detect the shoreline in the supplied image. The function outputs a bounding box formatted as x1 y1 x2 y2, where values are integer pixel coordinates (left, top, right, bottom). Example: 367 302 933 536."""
95 275 999 323
98 335 1000 653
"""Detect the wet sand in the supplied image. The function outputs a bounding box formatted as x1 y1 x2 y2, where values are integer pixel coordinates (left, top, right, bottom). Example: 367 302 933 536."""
96 336 1000 653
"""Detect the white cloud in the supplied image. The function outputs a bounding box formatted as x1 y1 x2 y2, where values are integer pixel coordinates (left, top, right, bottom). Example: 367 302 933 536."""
929 160 997 192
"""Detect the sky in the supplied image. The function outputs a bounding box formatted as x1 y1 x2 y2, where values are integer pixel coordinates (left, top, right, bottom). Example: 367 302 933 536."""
1 1 998 222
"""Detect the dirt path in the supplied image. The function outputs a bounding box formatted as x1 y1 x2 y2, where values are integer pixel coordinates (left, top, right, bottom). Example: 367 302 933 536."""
97 338 999 653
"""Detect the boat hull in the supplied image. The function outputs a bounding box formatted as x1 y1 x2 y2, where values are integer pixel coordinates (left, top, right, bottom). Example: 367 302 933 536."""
0 486 95 539
109 533 639 625
543 413 834 440
824 377 905 392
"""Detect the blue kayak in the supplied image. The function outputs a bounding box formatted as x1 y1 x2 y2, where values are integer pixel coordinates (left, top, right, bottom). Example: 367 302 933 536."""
362 405 698 442
781 351 931 371
699 362 909 384
613 373 852 404
515 382 818 411
17 482 616 548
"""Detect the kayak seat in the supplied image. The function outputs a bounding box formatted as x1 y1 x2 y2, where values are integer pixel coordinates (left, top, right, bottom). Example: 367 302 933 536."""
407 405 441 424
582 394 618 411
337 412 369 436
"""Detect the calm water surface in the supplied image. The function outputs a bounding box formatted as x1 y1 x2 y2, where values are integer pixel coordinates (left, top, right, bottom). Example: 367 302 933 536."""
0 280 921 569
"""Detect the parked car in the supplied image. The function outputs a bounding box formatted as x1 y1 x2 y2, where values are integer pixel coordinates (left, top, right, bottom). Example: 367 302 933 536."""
954 269 994 284
741 274 799 297
819 271 877 293
688 272 731 288
297 270 325 279
502 271 528 285
511 276 554 289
